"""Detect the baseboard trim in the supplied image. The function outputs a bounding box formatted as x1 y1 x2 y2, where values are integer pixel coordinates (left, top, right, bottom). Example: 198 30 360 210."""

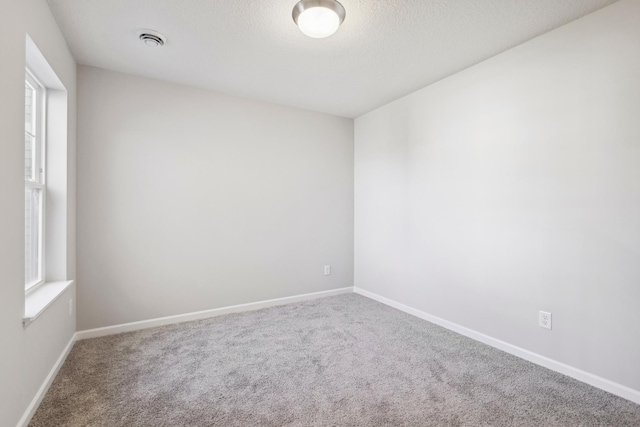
77 287 354 340
21 285 638 427
17 332 77 427
353 287 640 405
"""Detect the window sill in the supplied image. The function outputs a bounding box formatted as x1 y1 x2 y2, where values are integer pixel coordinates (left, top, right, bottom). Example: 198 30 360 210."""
23 280 74 328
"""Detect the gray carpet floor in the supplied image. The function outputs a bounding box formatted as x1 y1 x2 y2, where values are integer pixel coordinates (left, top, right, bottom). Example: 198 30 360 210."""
31 293 640 426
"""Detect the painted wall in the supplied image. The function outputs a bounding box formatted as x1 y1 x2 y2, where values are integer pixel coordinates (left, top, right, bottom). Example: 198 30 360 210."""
355 0 640 392
77 66 354 330
0 0 77 426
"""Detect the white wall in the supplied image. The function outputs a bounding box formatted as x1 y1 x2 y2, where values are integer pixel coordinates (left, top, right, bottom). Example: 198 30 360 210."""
77 66 354 330
0 0 77 426
355 0 640 393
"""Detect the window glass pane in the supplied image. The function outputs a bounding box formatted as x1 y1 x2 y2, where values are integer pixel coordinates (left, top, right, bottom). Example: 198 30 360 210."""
25 186 42 288
25 132 34 180
25 83 34 134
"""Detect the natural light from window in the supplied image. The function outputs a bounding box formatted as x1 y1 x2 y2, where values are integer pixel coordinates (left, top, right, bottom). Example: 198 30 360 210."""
25 70 45 291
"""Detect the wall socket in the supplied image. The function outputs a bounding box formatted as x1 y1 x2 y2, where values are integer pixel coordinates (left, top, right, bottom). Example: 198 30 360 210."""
324 265 331 276
539 311 552 330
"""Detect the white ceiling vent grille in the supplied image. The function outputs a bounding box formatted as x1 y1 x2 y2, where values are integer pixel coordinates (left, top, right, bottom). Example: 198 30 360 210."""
138 30 166 47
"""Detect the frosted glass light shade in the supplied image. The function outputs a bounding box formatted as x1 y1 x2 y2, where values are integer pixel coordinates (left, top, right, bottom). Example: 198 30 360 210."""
293 0 346 39
298 7 340 38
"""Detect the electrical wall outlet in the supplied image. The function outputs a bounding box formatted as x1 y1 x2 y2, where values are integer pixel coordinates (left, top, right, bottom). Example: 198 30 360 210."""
324 265 331 276
69 299 73 316
539 311 552 330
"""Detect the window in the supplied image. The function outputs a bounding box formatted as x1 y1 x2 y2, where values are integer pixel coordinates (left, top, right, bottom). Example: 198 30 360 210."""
22 35 73 326
25 69 46 291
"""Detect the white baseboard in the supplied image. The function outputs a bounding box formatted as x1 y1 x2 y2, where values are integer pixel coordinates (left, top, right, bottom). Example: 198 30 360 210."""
77 287 354 340
17 287 353 426
17 332 77 427
354 287 640 405
19 285 638 427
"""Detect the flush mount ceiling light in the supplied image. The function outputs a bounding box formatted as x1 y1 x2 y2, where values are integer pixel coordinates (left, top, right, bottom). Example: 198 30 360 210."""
138 30 166 47
292 0 346 39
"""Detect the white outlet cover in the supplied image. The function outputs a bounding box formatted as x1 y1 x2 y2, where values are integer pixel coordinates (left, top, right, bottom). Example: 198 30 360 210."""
539 311 552 330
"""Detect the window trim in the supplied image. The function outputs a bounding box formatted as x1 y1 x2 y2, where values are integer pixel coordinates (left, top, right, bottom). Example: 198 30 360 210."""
25 68 47 293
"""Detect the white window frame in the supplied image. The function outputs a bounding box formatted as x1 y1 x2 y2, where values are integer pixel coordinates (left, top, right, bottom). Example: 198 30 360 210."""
25 68 47 292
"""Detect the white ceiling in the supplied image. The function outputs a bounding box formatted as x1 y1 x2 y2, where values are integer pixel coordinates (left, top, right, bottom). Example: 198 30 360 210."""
47 0 618 118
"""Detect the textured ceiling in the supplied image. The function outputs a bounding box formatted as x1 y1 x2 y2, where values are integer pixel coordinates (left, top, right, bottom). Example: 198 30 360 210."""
47 0 618 118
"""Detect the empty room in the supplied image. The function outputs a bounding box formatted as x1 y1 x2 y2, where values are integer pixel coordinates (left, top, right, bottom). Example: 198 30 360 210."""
1 0 640 425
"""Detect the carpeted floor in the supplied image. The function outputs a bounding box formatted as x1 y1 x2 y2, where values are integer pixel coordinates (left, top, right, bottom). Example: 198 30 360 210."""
31 293 640 426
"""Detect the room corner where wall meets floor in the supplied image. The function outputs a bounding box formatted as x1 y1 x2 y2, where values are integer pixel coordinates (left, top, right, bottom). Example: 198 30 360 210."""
29 294 640 426
20 286 640 426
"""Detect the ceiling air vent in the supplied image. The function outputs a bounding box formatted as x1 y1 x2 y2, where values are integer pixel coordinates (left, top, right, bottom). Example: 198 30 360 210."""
139 30 166 48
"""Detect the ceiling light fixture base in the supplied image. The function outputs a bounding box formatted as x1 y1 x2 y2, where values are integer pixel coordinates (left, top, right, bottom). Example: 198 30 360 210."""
292 0 346 39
